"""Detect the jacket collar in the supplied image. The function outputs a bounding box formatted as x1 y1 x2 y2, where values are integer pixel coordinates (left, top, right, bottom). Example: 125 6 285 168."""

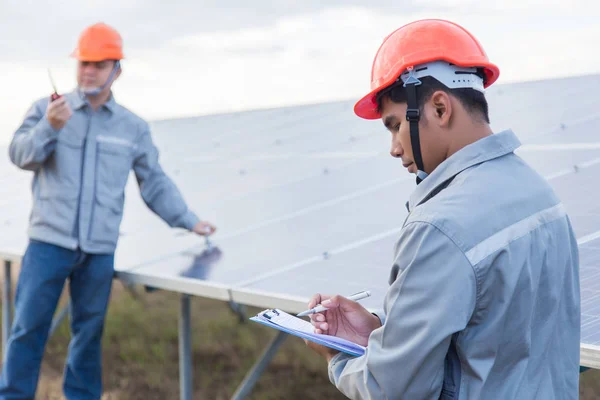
67 89 117 113
408 130 522 211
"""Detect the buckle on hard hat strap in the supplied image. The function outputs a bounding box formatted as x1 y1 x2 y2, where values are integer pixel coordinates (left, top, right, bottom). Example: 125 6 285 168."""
406 108 420 122
405 78 421 122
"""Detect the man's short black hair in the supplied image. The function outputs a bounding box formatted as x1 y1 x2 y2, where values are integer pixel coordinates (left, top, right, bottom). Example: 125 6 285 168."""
376 72 490 124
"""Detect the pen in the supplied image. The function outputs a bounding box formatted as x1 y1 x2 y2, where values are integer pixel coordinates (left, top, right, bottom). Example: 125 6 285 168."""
296 290 371 317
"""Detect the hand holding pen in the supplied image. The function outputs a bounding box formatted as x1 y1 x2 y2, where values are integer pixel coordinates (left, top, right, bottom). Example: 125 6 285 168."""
303 291 382 348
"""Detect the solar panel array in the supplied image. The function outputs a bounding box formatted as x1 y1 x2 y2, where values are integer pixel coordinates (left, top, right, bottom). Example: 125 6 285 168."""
1 73 600 366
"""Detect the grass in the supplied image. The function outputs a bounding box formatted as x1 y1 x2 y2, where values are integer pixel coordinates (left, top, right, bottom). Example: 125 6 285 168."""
1 279 600 399
15 282 346 399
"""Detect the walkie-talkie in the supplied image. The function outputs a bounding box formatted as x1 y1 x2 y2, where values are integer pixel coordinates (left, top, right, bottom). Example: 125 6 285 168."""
47 69 62 102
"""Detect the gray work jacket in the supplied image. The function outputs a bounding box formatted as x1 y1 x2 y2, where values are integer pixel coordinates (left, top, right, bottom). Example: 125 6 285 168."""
9 90 200 254
329 130 580 399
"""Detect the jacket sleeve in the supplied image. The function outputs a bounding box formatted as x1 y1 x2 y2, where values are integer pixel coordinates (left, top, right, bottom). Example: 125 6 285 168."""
328 221 477 400
9 100 60 171
132 125 200 231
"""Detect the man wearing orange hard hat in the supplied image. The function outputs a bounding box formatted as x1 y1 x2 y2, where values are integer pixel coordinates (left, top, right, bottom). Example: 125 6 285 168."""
0 23 216 399
305 19 580 399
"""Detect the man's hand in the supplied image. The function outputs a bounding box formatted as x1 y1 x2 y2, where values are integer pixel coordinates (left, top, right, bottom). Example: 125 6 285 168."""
307 293 382 347
46 97 72 131
192 221 217 236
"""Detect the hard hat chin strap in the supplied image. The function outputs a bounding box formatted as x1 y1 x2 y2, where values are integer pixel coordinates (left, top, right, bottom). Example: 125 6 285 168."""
82 61 121 97
403 68 427 185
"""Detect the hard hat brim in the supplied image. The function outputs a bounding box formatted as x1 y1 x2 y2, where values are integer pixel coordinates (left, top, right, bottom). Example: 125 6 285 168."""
354 89 382 120
70 50 124 62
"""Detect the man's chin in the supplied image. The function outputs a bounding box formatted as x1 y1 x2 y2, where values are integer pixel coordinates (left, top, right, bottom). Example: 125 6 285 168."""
80 86 102 96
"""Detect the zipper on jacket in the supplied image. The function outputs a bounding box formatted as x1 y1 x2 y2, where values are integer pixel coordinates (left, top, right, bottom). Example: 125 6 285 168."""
72 109 92 242
86 144 99 242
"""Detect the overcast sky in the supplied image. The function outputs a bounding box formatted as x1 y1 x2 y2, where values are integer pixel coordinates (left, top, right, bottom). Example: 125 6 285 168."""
0 0 598 145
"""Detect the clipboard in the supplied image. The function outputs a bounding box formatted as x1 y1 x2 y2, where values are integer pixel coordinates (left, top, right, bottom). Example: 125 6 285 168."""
250 308 366 357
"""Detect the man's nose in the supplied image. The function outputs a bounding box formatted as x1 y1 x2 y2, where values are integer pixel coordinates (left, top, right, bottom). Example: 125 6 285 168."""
390 142 403 158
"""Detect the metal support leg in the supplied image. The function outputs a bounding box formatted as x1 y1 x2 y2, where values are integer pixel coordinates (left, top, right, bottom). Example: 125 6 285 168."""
49 301 70 336
231 331 288 400
2 260 12 356
179 294 192 400
228 300 248 323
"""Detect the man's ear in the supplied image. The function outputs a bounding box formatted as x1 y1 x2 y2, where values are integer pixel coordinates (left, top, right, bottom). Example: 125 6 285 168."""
430 90 452 127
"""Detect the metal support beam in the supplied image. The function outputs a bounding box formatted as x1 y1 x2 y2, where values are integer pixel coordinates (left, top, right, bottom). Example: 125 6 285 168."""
231 331 288 400
179 294 192 400
2 260 12 356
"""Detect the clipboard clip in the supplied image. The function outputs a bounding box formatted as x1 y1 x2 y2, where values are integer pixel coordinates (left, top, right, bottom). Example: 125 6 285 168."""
261 309 280 320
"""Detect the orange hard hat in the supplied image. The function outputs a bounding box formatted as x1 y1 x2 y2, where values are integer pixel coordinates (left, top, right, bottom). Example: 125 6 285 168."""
71 23 124 62
354 19 499 120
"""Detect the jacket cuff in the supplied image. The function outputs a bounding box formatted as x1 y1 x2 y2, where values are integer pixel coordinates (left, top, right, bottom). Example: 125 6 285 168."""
328 352 351 385
35 117 60 143
179 210 201 231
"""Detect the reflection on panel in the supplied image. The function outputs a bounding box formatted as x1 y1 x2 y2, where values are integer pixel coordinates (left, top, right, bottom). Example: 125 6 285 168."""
127 178 411 286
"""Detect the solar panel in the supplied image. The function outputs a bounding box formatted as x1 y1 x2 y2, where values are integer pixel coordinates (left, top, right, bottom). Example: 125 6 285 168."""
1 74 600 369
